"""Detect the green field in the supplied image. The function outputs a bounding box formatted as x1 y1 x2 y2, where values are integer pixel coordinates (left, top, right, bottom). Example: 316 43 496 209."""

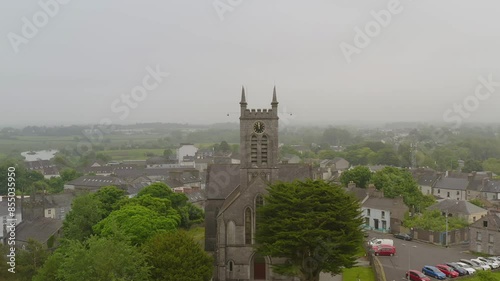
100 149 165 161
343 267 375 281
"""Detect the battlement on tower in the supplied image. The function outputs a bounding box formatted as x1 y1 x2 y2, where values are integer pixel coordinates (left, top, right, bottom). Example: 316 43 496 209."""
242 108 277 118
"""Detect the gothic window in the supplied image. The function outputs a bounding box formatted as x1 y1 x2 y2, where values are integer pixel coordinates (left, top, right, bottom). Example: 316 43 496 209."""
245 207 253 244
227 221 236 245
251 135 258 165
255 194 264 230
261 135 268 165
228 260 234 272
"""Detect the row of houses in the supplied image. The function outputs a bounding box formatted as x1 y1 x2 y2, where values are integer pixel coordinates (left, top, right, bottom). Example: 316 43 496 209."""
412 168 500 203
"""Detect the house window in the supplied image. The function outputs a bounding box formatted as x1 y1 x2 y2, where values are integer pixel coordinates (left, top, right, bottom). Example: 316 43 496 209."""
489 234 494 243
477 232 482 241
437 189 440 194
381 211 385 219
382 220 387 229
48 209 51 215
473 216 476 222
367 209 371 216
456 191 459 195
447 192 450 197
483 221 488 227
245 208 252 245
365 217 369 226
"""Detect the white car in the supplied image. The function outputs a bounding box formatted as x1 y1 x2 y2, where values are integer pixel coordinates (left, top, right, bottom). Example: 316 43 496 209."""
455 262 477 275
478 257 499 269
471 258 491 270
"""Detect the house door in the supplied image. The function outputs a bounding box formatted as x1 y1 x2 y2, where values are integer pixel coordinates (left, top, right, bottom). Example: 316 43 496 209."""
374 219 379 230
253 255 266 280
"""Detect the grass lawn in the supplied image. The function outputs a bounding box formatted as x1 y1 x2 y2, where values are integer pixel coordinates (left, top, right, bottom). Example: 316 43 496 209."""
462 271 500 280
343 267 375 281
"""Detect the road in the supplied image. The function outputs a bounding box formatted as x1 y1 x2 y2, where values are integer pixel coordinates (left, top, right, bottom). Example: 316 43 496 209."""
367 232 476 281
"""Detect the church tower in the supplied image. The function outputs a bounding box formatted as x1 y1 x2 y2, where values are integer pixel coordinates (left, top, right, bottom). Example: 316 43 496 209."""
239 86 279 191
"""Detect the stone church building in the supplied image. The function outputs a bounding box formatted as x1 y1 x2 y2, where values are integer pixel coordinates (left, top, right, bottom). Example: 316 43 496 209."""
205 87 312 281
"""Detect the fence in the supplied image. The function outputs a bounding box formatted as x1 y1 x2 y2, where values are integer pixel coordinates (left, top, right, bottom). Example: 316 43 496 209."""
411 227 469 246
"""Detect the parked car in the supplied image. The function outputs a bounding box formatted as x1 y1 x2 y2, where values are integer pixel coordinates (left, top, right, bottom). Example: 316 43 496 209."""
454 262 477 275
460 259 484 271
436 264 459 278
393 233 412 241
477 257 499 269
445 262 468 276
406 270 431 281
373 245 396 256
471 258 491 270
422 266 446 280
369 238 394 246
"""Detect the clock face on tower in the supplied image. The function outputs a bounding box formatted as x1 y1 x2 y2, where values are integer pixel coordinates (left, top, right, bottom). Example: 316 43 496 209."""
253 121 265 134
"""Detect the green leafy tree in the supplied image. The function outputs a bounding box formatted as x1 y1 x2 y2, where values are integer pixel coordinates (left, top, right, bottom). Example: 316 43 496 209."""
93 205 179 245
339 166 372 188
93 185 126 216
34 236 150 281
482 158 500 175
63 193 104 241
371 167 435 210
469 198 485 208
46 177 65 194
462 159 484 173
142 231 213 281
255 180 364 281
404 210 469 232
59 168 81 182
16 239 49 281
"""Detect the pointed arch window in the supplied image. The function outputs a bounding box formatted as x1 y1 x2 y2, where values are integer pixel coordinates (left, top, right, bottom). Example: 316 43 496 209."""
255 194 264 230
251 135 258 165
227 221 236 245
261 135 268 165
245 207 253 244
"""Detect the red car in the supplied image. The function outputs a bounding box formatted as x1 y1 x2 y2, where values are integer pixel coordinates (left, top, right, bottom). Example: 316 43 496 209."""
373 245 396 256
436 264 459 278
406 270 431 281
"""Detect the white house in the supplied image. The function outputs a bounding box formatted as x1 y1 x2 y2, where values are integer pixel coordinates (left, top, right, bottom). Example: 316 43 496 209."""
177 143 198 164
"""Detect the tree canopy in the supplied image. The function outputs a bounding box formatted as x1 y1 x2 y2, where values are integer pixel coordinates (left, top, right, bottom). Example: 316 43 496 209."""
255 179 364 281
142 231 213 281
339 166 372 188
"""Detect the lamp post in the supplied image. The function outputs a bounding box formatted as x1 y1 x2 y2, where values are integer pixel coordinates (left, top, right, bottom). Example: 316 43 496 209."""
402 243 417 281
445 210 448 247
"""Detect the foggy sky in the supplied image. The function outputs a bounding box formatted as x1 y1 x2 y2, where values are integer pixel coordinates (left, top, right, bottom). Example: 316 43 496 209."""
1 0 500 127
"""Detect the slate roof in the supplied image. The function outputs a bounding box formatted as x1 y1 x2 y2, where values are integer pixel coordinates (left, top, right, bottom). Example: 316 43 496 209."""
205 163 312 200
482 180 500 194
66 175 126 188
470 213 500 231
16 218 63 244
435 177 469 191
411 168 438 186
427 199 487 215
362 196 403 210
468 173 490 192
44 192 76 208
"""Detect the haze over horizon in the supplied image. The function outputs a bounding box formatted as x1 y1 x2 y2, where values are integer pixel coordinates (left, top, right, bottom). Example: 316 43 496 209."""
2 1 500 128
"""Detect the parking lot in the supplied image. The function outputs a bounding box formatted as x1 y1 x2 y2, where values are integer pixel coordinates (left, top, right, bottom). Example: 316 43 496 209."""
367 232 477 281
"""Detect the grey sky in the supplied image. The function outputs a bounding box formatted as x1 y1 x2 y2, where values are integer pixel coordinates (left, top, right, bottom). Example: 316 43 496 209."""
1 0 500 127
